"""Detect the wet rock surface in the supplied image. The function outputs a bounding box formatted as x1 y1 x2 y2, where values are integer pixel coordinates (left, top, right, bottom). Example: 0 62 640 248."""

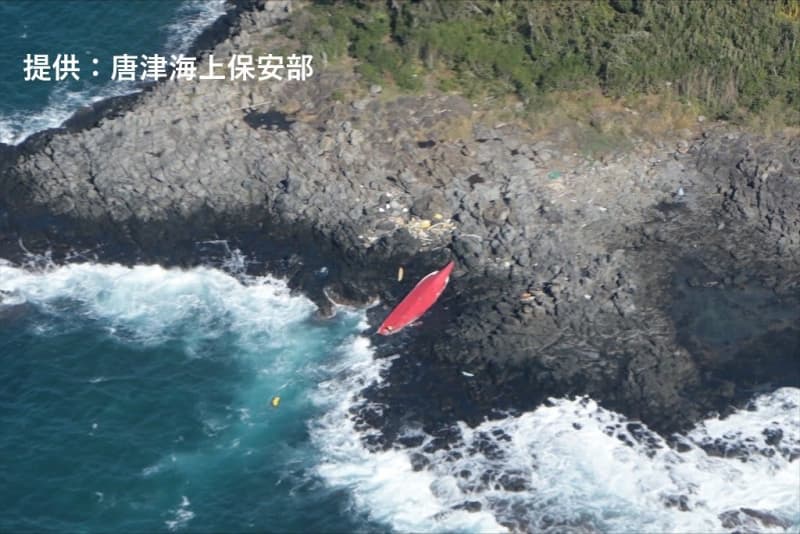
719 507 791 531
0 0 798 445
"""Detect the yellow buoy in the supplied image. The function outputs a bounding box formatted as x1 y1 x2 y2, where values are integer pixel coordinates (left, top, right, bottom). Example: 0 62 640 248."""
397 266 404 282
270 396 281 408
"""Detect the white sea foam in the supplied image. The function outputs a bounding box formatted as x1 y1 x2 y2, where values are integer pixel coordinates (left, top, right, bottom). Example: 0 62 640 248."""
165 0 228 55
0 290 26 306
0 83 135 145
0 261 314 349
312 334 800 533
165 495 194 531
1 256 370 529
311 336 507 533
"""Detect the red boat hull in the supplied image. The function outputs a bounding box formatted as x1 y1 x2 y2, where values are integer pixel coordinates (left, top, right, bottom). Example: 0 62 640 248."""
377 261 454 335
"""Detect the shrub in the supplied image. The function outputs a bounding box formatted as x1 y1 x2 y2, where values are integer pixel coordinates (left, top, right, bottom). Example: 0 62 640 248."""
284 0 799 124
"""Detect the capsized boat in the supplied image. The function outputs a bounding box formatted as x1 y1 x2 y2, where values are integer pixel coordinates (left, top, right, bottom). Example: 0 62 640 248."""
377 260 454 335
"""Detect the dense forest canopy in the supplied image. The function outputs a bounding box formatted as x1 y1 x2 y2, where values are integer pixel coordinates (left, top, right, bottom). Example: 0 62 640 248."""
286 0 799 124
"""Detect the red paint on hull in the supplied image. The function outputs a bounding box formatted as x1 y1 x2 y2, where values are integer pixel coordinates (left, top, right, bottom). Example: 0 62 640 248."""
377 261 455 335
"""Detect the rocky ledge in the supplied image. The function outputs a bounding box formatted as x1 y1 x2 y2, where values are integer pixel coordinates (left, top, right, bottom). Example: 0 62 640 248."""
1 0 798 442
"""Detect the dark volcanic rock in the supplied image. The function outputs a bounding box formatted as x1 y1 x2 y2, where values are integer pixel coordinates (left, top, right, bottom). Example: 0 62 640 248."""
719 507 791 530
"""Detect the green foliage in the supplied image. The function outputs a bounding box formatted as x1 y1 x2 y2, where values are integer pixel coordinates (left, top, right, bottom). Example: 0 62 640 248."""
284 1 422 90
286 0 800 124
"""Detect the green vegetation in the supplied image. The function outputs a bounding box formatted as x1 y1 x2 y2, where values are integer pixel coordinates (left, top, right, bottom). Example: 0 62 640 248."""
285 0 799 126
286 1 423 90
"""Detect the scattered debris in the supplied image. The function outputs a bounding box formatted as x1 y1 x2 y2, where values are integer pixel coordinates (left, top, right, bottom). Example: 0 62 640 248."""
397 266 404 282
359 216 456 248
461 371 475 377
406 217 456 244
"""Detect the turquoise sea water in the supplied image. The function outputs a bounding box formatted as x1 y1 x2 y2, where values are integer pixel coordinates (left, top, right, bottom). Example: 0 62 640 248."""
0 262 380 532
0 0 225 143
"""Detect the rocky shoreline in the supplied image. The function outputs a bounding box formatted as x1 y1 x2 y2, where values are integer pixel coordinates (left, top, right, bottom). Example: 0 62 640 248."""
1 0 798 446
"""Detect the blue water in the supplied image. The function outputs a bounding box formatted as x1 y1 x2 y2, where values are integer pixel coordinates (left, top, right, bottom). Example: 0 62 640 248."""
2 261 798 534
0 262 383 532
0 0 225 143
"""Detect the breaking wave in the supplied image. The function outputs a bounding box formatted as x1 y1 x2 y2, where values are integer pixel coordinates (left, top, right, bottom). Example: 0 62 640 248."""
0 260 313 349
165 0 228 55
312 339 800 533
0 83 133 145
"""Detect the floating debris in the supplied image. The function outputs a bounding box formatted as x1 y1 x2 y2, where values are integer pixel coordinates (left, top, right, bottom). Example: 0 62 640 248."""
461 371 475 377
270 396 281 408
